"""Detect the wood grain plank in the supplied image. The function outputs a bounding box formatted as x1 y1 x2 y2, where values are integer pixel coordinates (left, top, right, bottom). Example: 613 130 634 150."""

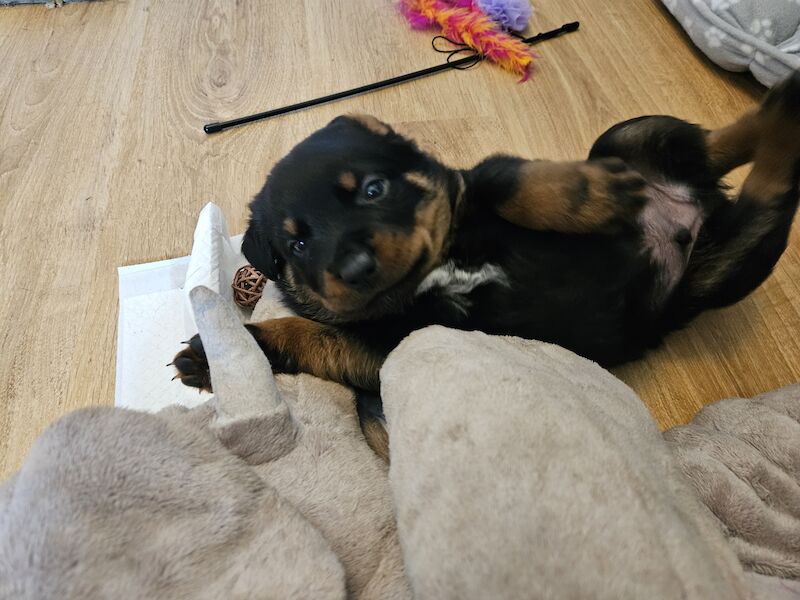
0 0 151 476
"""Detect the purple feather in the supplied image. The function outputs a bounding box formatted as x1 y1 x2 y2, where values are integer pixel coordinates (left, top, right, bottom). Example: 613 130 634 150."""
475 0 532 32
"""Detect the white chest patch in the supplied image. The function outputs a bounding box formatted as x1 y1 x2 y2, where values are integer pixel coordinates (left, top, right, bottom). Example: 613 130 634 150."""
416 261 510 314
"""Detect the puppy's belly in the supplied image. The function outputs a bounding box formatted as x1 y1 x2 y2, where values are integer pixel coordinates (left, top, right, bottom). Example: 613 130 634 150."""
640 182 704 307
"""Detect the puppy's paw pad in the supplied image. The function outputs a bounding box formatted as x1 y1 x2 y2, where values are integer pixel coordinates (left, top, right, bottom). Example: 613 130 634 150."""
171 334 212 392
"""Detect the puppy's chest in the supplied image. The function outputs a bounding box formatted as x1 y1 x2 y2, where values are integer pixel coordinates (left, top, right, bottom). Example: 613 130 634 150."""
415 260 510 316
416 212 527 319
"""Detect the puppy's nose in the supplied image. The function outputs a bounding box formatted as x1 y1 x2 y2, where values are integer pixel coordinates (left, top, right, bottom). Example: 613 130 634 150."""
333 249 376 285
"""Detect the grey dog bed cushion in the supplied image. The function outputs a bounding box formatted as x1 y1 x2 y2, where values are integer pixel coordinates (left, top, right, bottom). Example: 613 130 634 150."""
662 0 800 86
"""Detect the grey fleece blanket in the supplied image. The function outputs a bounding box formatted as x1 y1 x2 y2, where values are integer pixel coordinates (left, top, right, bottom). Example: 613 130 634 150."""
1 287 799 598
662 0 800 86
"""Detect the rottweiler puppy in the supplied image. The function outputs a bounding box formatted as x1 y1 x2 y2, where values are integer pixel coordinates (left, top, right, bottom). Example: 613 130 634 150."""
174 72 800 404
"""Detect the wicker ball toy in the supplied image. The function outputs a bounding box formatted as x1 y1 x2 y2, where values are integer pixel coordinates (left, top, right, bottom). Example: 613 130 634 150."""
232 265 267 308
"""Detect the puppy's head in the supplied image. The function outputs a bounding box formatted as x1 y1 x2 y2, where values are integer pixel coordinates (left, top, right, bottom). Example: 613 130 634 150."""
243 114 461 322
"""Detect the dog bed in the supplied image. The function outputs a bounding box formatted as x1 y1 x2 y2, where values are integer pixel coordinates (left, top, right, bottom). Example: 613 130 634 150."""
662 0 800 86
2 282 800 598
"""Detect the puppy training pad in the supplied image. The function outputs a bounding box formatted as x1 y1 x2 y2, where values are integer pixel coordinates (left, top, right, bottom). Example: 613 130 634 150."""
115 203 249 411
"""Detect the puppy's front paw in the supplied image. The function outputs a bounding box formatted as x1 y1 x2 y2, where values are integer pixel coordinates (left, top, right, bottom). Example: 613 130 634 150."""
581 157 648 231
171 334 212 392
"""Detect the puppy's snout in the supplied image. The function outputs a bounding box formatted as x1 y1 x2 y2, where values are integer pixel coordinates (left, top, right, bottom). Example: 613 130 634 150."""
332 248 376 286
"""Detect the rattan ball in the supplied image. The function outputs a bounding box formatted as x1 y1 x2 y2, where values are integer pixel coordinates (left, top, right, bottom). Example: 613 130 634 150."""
232 265 267 308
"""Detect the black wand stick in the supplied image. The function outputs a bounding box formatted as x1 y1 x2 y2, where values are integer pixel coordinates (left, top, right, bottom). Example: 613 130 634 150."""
204 21 579 134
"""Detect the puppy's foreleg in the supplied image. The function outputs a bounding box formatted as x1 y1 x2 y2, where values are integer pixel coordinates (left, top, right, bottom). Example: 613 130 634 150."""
245 317 388 391
467 155 649 234
173 317 389 392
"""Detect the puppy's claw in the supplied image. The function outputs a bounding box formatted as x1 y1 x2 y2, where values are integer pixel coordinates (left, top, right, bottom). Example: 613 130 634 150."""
170 334 213 392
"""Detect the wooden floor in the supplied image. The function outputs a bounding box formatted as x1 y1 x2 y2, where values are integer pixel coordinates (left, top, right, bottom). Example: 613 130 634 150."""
0 0 797 479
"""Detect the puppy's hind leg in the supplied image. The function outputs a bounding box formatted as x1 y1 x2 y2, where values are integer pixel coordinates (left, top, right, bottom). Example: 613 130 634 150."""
706 71 800 181
705 108 759 177
666 71 800 324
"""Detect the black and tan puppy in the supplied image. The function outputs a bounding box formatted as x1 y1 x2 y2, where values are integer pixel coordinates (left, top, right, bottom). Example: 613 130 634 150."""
174 73 800 402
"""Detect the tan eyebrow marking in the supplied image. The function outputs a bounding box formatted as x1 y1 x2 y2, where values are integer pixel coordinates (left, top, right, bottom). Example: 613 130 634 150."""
283 218 298 236
338 171 357 191
403 171 435 193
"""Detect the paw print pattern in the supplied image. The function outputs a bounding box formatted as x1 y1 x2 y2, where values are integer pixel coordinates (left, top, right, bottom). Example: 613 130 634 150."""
750 19 775 41
708 0 740 9
704 27 726 48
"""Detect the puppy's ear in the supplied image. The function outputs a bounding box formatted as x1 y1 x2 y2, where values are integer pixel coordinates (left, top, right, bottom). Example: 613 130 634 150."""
242 221 283 281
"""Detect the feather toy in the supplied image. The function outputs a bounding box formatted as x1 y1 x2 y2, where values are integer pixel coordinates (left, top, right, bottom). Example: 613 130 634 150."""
202 21 579 134
399 0 535 80
475 0 532 31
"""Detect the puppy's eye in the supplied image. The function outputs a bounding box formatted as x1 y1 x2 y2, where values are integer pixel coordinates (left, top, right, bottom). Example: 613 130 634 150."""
289 239 306 256
363 178 388 200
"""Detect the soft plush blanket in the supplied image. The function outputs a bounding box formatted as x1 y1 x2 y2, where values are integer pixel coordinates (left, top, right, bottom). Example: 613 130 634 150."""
1 287 798 598
662 0 800 86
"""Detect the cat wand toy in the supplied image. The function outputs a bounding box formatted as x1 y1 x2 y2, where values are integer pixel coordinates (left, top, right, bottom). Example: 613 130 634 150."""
203 21 579 135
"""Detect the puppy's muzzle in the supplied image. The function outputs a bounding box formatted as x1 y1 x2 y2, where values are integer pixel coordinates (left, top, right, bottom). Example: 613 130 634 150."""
330 248 376 286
